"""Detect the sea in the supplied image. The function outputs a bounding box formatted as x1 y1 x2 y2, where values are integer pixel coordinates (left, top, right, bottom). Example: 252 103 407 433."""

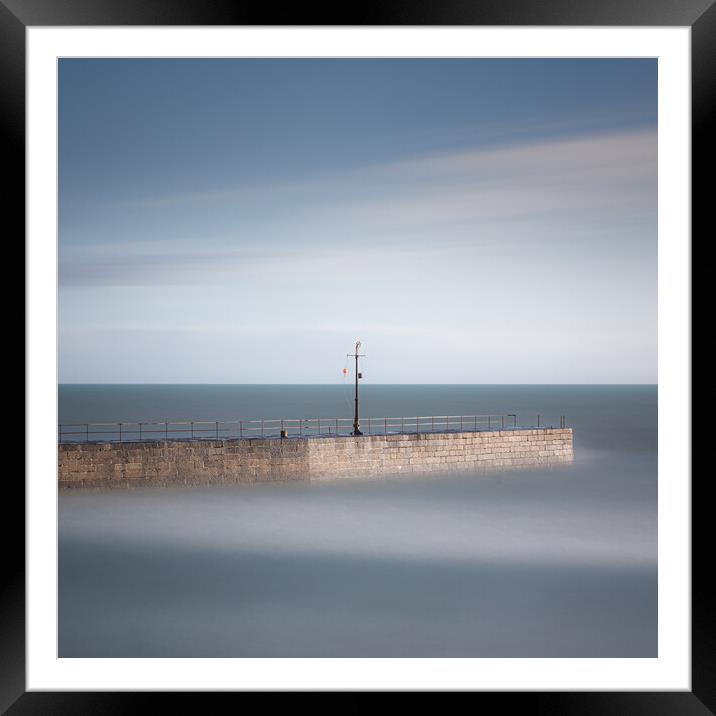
58 384 657 657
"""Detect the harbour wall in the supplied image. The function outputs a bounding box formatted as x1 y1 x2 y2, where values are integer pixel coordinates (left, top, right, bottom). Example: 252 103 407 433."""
58 428 574 489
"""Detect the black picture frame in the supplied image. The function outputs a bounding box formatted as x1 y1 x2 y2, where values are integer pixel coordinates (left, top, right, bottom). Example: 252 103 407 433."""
8 0 704 711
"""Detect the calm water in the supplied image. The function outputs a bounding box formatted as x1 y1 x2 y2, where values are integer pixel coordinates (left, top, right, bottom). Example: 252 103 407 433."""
59 384 657 657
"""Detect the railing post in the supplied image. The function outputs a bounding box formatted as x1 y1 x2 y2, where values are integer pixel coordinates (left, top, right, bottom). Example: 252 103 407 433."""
58 413 537 444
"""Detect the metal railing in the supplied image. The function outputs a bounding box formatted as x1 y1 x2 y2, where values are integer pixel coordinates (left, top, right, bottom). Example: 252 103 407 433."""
58 414 567 443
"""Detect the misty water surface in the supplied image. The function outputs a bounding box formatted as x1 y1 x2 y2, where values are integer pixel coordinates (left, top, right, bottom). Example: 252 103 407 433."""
59 385 657 657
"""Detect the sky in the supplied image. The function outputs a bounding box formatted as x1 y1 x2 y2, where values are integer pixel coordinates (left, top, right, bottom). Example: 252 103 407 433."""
59 59 657 384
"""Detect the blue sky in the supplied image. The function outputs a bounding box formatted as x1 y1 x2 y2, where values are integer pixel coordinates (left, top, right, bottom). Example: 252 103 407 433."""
59 59 657 383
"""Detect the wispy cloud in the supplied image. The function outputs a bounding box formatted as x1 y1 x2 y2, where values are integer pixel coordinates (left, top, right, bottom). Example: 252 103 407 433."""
61 127 656 289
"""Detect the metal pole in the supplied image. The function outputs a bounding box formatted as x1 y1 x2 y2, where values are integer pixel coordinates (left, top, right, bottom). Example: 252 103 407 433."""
352 341 363 436
86 423 89 442
119 423 122 442
354 351 359 433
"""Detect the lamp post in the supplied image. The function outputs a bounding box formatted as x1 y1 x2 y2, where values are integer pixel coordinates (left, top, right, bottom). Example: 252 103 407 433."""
348 340 365 436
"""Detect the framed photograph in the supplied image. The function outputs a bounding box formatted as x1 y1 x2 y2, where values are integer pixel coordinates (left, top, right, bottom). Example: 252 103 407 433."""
13 0 703 710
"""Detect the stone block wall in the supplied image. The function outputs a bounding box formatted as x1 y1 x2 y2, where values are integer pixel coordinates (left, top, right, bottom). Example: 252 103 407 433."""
58 438 310 489
307 428 573 481
58 428 573 489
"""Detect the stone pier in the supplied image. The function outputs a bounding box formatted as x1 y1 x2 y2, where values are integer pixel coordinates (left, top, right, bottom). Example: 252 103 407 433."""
58 428 574 489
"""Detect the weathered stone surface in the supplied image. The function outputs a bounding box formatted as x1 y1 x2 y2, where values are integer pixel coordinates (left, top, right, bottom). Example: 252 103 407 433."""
57 429 574 489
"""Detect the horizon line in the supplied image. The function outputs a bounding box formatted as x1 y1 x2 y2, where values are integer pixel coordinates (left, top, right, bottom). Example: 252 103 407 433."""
58 382 658 386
